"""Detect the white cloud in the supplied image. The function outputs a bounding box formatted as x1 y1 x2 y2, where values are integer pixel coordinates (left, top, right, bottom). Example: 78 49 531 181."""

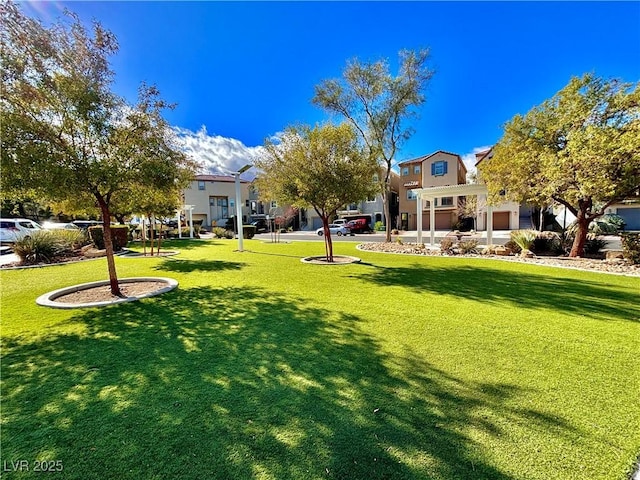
173 126 264 178
461 145 492 182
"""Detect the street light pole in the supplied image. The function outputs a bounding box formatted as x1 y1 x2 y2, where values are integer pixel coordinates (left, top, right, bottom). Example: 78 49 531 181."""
234 164 251 252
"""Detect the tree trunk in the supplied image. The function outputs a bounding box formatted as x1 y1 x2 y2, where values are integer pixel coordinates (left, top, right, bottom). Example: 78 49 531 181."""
98 200 122 297
322 217 333 262
383 182 392 242
569 205 591 258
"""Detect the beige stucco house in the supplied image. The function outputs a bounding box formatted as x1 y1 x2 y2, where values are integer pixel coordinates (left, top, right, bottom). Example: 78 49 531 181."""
397 151 467 230
182 174 251 229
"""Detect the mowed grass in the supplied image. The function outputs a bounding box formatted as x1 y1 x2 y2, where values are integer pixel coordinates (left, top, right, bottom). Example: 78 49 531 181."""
1 239 639 480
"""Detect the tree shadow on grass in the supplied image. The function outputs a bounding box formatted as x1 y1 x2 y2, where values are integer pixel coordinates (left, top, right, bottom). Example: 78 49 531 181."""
2 287 578 479
154 259 245 273
353 263 640 322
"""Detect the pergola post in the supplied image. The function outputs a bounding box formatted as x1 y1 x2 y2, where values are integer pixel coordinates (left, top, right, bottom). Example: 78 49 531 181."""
188 207 194 239
486 203 493 246
416 195 422 244
177 209 182 239
430 199 436 246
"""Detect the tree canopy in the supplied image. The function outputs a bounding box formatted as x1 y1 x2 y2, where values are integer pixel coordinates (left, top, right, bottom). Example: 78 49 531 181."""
1 3 197 293
479 74 640 257
254 122 377 262
312 49 434 241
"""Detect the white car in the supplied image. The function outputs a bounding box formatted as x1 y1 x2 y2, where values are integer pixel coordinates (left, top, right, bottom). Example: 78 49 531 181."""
0 218 43 243
42 221 80 231
316 224 350 236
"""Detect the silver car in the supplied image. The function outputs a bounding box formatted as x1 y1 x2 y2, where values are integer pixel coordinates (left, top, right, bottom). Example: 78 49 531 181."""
316 224 350 236
0 218 43 243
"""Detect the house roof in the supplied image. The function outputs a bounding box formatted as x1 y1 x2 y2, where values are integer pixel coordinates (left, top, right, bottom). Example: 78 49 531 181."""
195 174 250 183
474 147 494 166
397 150 462 166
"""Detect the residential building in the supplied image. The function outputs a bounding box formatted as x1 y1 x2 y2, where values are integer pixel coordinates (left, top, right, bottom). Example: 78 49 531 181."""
397 151 467 230
182 174 251 229
605 189 640 230
304 170 400 230
474 148 522 231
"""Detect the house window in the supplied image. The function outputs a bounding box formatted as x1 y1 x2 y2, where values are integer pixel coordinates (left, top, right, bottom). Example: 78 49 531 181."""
401 167 409 176
366 195 376 203
198 180 205 190
407 190 417 200
413 165 421 175
210 196 228 219
271 201 278 208
431 161 448 176
441 197 453 206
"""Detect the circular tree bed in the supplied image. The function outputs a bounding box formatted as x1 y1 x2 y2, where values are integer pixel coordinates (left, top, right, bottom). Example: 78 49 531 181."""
301 255 361 265
36 277 178 309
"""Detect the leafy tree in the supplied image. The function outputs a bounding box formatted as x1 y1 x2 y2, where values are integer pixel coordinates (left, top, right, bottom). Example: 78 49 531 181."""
0 3 196 294
254 123 377 262
479 74 640 257
313 49 434 242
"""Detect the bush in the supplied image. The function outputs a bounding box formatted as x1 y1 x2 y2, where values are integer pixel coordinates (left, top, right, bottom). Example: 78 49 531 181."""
440 237 455 254
242 225 256 239
458 239 479 254
224 230 234 239
504 239 522 255
621 232 640 264
374 221 385 231
12 229 85 264
510 229 537 254
584 235 608 255
88 225 129 251
567 214 625 236
13 231 59 264
531 231 563 255
212 227 227 238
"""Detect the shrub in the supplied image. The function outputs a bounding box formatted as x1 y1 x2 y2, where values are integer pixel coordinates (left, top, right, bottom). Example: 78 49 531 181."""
212 227 227 238
567 214 625 236
584 235 607 255
458 239 479 254
88 225 129 251
510 229 537 254
440 237 454 254
374 221 385 231
13 231 59 264
224 230 234 239
532 231 563 255
504 239 522 255
621 232 640 264
243 225 256 239
396 237 403 245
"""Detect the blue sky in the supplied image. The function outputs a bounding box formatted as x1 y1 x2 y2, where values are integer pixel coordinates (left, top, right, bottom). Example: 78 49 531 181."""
24 1 640 174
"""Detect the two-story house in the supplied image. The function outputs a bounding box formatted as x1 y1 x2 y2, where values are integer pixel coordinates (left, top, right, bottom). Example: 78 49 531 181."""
398 151 467 231
182 174 251 229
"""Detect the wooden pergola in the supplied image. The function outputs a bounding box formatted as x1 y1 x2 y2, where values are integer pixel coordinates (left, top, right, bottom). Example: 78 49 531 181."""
412 184 492 246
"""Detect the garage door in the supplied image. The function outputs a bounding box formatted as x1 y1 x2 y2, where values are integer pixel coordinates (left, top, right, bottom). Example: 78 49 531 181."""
421 212 454 230
618 207 640 230
493 212 510 230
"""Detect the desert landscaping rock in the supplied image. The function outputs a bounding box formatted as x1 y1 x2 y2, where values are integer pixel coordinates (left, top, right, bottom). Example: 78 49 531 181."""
357 242 640 276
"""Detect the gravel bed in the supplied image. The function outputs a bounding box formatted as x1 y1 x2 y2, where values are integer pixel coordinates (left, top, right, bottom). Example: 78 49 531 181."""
357 242 640 277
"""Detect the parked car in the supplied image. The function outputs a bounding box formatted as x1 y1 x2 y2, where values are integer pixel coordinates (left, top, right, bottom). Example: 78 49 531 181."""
251 218 269 233
332 219 348 227
72 220 102 230
42 221 80 231
345 218 372 234
0 218 43 243
316 224 350 236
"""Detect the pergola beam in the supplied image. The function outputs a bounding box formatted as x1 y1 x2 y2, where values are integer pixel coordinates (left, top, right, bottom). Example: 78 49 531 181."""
411 184 491 246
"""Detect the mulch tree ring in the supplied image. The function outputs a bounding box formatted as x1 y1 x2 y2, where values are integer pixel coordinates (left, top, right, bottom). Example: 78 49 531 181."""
301 255 361 265
36 277 178 309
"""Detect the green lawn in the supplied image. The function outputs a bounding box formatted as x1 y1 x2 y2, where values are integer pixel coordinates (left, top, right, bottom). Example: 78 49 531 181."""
1 239 639 480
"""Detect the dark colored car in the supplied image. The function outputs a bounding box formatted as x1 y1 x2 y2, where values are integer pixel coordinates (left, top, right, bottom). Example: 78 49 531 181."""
251 219 269 233
345 218 371 234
